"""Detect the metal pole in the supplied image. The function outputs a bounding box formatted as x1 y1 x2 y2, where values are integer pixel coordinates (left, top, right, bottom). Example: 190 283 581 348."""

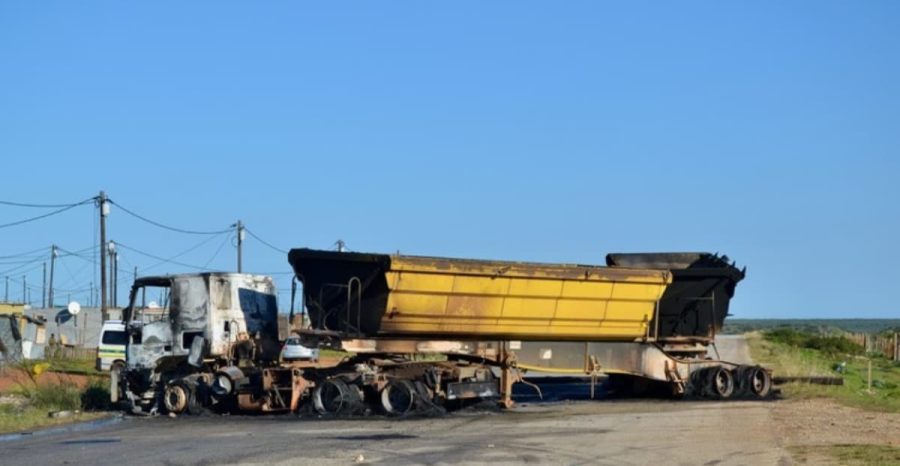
236 220 243 273
22 275 26 305
48 245 57 308
108 245 115 309
99 191 108 321
113 251 118 308
42 262 46 308
4 276 7 302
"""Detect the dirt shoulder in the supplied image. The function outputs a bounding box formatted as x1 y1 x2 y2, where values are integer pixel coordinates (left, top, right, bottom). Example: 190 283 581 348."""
774 397 900 464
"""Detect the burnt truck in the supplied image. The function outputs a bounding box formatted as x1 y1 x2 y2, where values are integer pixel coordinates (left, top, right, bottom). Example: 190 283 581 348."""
116 273 291 414
115 250 770 416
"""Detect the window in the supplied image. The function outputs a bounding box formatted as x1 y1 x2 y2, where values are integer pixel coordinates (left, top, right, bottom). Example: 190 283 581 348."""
102 330 128 346
130 284 171 325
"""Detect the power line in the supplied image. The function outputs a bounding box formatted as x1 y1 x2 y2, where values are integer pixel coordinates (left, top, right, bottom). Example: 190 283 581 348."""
0 199 90 208
202 233 232 268
108 199 232 235
132 233 227 274
57 245 99 261
116 241 216 272
0 198 93 230
244 227 287 254
0 257 45 277
6 262 44 275
0 245 51 259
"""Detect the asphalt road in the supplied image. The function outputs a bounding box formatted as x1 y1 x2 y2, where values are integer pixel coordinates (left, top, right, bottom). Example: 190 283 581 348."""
2 399 789 466
3 337 788 465
710 335 755 365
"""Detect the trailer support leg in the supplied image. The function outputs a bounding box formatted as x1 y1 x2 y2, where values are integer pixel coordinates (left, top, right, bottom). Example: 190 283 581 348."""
290 370 309 412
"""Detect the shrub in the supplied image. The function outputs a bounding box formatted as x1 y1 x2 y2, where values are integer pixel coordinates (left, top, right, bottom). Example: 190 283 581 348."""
80 379 111 411
763 328 864 356
19 383 82 411
804 335 864 355
763 327 809 347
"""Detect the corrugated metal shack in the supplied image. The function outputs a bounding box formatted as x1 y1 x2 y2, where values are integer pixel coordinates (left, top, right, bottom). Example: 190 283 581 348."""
0 306 121 362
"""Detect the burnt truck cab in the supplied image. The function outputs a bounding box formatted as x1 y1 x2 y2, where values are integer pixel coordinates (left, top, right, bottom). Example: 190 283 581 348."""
117 273 281 414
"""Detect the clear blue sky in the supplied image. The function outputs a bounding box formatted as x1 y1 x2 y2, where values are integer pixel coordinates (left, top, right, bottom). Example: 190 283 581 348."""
1 2 898 318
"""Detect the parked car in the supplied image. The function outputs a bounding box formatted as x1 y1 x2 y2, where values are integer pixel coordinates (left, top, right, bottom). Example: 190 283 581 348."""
281 336 318 361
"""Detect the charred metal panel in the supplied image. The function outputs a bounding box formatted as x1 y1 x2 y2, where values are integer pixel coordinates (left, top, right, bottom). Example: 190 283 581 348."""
606 253 745 342
125 273 280 370
288 249 391 335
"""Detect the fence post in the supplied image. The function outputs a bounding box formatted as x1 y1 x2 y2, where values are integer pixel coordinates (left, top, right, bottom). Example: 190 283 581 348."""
894 332 899 361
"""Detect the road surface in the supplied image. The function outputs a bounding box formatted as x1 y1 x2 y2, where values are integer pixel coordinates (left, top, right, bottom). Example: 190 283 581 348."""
2 399 789 465
710 335 755 365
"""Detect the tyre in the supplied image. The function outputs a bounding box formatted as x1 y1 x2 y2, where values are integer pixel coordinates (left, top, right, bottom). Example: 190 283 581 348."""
109 362 124 404
163 382 192 414
312 378 362 415
380 379 417 416
704 367 735 400
744 366 772 399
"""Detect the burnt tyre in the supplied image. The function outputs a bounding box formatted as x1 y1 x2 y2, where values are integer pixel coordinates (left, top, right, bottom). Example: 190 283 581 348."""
704 367 735 400
744 366 772 399
163 382 192 414
380 379 417 416
312 378 362 416
109 362 124 404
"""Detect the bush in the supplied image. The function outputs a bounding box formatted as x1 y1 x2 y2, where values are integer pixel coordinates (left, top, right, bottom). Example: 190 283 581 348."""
19 383 82 411
763 328 864 356
80 379 111 411
804 335 864 355
763 328 809 347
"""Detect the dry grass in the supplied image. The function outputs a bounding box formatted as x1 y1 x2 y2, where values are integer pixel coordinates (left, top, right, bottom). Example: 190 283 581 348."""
790 444 900 466
746 333 900 412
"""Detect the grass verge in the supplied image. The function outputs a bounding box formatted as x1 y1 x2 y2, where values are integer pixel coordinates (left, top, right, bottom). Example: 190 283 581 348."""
746 332 900 412
789 445 900 466
0 361 113 434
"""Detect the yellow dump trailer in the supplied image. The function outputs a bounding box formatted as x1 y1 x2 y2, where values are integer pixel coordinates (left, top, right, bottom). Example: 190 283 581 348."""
289 249 671 341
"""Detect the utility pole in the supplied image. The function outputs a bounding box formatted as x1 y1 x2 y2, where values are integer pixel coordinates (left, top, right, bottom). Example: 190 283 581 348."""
236 220 244 273
113 249 118 308
99 191 109 321
48 245 57 308
42 263 46 308
4 276 7 302
22 275 26 306
108 241 117 309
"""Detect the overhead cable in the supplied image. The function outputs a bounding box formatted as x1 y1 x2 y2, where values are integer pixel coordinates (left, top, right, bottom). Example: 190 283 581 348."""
116 242 215 272
0 199 93 230
108 199 232 235
244 228 287 254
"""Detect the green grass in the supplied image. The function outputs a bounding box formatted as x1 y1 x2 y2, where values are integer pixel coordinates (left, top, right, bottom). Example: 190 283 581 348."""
0 403 107 434
47 357 104 376
790 445 900 466
747 333 900 412
0 362 113 434
723 319 900 335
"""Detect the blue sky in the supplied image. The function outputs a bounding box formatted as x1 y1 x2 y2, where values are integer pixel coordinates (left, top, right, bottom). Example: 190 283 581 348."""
1 2 898 317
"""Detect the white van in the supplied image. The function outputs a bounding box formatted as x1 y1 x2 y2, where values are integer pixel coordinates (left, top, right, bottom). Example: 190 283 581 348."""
96 320 127 371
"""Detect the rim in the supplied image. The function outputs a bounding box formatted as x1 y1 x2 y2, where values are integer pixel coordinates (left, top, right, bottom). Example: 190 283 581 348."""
316 380 346 414
165 385 188 413
382 381 415 415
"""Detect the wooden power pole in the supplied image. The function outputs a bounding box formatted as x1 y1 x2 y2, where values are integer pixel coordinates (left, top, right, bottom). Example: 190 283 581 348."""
48 245 57 308
99 191 109 321
236 220 244 273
